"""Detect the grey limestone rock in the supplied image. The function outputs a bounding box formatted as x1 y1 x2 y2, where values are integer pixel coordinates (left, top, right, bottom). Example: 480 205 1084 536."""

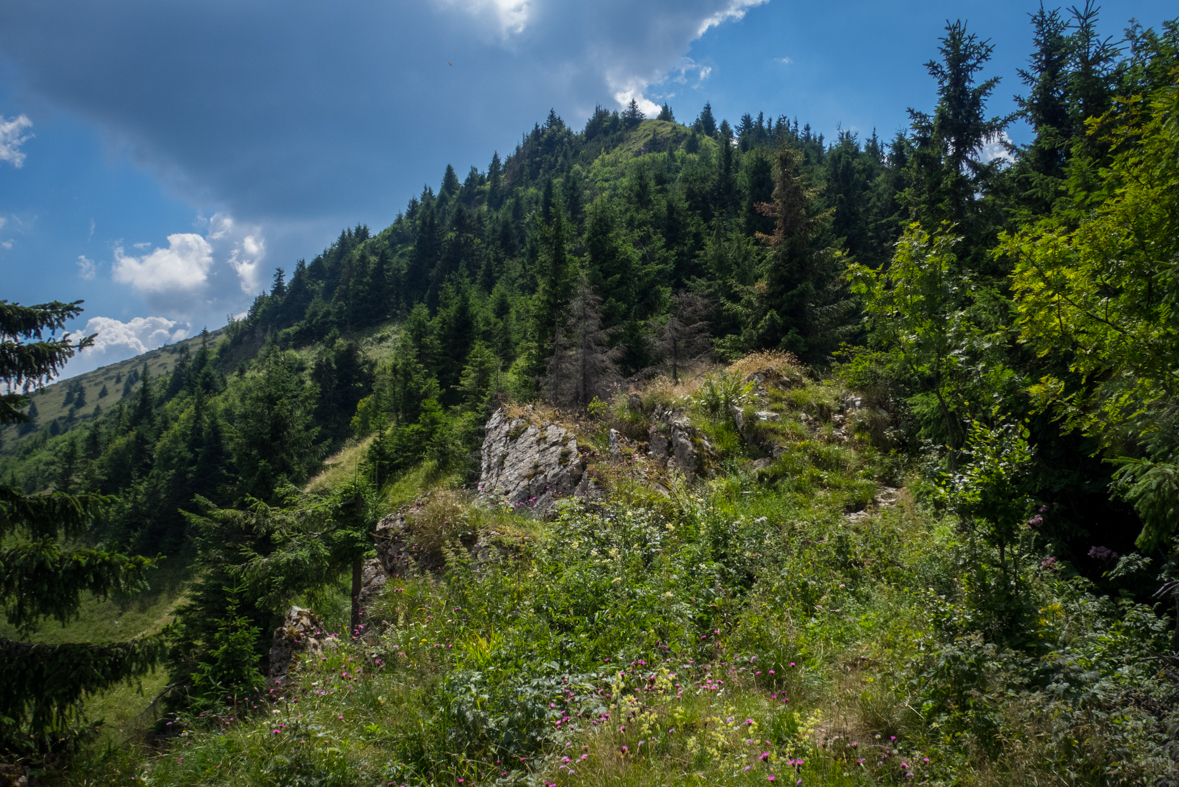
478 408 587 513
374 509 412 577
647 405 713 481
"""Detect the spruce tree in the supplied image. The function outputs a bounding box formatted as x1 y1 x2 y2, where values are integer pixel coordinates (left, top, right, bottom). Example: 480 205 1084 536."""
623 98 645 127
0 300 163 749
727 142 848 360
906 20 1007 268
696 102 718 137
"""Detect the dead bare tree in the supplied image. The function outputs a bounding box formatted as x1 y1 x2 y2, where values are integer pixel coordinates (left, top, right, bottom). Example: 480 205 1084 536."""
650 289 713 383
546 275 623 410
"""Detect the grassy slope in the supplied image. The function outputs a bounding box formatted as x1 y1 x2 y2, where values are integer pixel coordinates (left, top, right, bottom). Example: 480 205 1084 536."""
0 328 227 459
69 355 1160 787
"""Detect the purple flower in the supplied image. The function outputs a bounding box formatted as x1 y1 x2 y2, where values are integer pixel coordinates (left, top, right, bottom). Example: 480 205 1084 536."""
1088 545 1119 561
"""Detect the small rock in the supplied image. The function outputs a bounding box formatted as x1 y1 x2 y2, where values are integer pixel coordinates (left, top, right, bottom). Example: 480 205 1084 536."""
357 558 386 604
649 429 670 461
269 606 332 682
374 509 412 577
669 425 699 480
754 411 780 422
628 393 643 413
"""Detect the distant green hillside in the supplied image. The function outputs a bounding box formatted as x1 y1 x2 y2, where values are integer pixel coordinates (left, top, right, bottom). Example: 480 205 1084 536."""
0 327 226 458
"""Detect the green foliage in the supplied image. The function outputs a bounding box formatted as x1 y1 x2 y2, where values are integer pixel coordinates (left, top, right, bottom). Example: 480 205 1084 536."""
189 586 264 707
231 349 322 502
0 300 162 751
9 17 1179 782
847 225 1018 456
939 419 1035 587
1112 456 1179 552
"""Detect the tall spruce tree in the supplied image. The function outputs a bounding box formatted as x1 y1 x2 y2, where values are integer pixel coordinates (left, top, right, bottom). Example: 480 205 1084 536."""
0 300 163 749
906 20 1008 268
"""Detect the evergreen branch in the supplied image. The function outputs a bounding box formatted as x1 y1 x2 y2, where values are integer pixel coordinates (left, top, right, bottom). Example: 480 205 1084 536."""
0 633 168 742
0 543 157 634
0 486 111 541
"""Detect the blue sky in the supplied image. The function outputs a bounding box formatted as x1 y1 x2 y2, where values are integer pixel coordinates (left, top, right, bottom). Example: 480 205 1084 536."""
1 0 1174 377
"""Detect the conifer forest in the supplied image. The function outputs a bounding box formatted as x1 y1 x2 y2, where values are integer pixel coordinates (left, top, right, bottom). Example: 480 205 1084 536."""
2 8 1179 786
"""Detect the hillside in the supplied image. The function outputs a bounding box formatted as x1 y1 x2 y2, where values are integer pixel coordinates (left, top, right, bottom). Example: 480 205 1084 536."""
3 10 1179 785
62 355 1177 786
0 327 226 459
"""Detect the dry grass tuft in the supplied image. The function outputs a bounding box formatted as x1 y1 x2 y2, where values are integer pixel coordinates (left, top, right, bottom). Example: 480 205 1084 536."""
402 488 479 567
727 350 802 377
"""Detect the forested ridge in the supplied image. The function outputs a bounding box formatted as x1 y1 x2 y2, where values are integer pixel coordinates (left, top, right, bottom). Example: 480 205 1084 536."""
3 8 1179 785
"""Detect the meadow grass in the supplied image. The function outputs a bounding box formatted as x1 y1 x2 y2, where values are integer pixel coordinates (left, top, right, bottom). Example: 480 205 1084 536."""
52 369 1176 786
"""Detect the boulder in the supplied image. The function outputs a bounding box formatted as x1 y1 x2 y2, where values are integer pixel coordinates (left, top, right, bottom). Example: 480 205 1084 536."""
269 606 334 682
478 408 588 513
670 422 699 480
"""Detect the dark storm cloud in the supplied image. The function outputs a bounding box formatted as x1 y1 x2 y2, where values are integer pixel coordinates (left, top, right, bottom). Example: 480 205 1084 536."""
0 0 764 227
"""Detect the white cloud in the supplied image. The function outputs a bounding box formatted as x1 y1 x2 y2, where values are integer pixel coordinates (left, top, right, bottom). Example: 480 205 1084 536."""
201 211 267 294
776 56 793 65
695 0 770 37
227 232 267 294
77 255 96 280
438 0 531 37
602 3 762 117
977 131 1014 166
206 212 234 241
664 57 712 86
611 86 663 118
0 114 33 168
1 240 12 250
113 233 214 293
61 315 190 377
106 212 268 317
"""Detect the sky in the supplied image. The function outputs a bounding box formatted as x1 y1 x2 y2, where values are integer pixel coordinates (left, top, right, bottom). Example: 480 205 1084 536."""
0 0 1174 378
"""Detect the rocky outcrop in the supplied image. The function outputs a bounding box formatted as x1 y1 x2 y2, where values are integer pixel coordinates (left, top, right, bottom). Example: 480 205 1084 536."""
647 405 715 481
269 606 334 682
846 486 902 524
478 408 593 513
